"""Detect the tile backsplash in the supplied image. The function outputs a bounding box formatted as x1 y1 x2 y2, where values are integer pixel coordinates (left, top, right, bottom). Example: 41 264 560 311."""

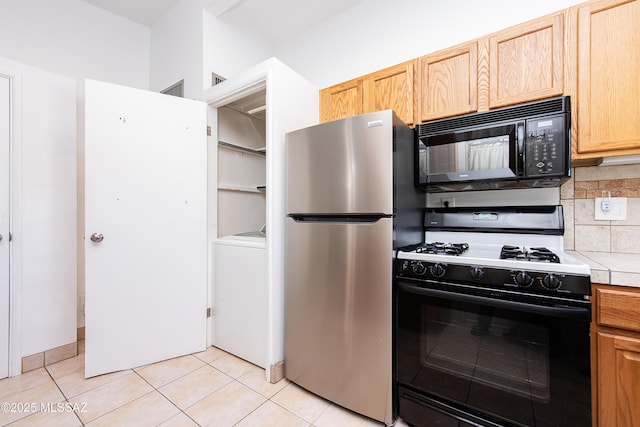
561 164 640 253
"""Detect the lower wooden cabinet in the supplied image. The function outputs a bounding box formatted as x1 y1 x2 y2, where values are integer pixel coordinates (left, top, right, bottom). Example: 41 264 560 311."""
596 333 640 426
593 285 640 427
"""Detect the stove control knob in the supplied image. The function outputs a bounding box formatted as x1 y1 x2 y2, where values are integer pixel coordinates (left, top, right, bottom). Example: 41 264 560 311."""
514 271 534 287
542 274 562 290
400 260 410 273
431 263 447 278
470 266 485 281
412 261 426 276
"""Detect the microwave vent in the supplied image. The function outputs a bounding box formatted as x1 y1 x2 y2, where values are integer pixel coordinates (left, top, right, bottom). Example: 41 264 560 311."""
417 96 569 137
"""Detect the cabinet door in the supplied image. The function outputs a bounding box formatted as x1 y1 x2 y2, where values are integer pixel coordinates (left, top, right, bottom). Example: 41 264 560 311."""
573 0 640 156
489 13 564 109
319 78 363 123
597 332 640 427
418 42 478 122
364 61 415 125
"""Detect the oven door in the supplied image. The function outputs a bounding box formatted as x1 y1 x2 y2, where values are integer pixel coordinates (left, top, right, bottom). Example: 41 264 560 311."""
396 279 591 427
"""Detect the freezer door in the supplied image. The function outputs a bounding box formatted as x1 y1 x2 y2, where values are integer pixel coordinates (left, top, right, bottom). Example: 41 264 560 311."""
284 216 393 425
285 110 394 215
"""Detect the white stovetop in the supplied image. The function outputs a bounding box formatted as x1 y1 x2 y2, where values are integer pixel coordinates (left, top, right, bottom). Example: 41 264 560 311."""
397 231 591 276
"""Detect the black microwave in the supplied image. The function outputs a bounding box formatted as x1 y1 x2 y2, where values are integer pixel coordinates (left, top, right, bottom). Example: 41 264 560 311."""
415 96 571 192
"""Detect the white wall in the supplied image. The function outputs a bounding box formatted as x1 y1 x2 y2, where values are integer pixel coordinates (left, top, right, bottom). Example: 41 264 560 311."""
275 0 586 88
150 0 204 100
148 0 275 99
0 0 150 90
0 57 77 359
0 0 151 343
202 10 275 88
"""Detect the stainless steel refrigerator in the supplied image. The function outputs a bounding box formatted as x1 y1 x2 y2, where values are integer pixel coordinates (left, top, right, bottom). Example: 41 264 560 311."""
284 110 424 425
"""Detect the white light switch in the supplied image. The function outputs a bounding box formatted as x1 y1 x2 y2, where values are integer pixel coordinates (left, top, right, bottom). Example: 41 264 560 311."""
594 197 627 220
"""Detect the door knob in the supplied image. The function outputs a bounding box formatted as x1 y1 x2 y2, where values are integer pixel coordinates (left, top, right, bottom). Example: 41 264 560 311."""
90 233 104 243
0 234 2 242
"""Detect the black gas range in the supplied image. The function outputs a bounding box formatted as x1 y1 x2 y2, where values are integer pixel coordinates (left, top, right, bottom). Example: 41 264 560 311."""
394 206 592 427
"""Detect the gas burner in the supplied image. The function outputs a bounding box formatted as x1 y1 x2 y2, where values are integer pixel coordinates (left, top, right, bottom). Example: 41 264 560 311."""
416 242 469 256
500 245 560 263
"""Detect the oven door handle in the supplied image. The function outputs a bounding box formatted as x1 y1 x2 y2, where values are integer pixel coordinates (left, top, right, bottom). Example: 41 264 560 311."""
398 282 591 321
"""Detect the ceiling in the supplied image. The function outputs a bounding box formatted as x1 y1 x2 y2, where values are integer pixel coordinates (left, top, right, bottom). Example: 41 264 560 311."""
81 0 180 27
81 0 363 44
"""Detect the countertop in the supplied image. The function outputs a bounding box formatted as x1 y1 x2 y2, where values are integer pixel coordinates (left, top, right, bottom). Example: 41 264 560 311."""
569 251 640 288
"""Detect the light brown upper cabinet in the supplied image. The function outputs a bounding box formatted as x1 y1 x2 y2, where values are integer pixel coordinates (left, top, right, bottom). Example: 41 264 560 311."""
417 41 479 122
320 60 416 125
488 12 564 109
417 12 564 123
569 0 640 158
319 78 363 123
364 61 416 126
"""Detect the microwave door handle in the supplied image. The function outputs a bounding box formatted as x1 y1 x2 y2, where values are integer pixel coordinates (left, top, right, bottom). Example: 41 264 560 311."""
517 123 525 174
518 124 525 152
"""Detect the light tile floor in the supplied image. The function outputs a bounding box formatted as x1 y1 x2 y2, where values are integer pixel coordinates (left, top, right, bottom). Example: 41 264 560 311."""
0 342 409 426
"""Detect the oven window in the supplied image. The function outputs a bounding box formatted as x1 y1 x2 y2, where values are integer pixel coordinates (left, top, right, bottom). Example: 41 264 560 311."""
421 304 551 403
397 284 591 427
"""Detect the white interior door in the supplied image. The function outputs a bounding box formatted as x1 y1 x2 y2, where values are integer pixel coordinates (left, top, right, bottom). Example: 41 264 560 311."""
0 76 10 379
84 79 207 378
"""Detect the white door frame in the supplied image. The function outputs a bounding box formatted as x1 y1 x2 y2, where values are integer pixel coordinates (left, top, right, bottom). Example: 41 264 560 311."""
202 58 319 383
1 70 23 378
203 75 267 367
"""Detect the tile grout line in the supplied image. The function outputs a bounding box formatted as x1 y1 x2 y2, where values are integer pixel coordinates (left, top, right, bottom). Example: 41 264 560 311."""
104 350 231 426
229 396 269 426
132 368 204 426
43 365 86 427
84 389 159 426
208 362 266 427
265 389 323 427
225 379 317 426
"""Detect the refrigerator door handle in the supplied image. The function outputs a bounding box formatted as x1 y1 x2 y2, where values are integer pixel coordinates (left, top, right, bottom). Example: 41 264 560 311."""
288 214 393 223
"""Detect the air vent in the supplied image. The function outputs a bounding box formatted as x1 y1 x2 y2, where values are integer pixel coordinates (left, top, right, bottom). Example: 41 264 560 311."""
160 80 184 98
212 72 227 87
417 96 570 137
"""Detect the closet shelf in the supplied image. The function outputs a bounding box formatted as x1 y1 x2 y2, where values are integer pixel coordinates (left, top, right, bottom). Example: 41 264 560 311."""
218 141 266 156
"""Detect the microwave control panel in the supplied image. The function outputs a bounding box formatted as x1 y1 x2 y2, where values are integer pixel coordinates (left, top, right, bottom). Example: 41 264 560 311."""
524 114 567 178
